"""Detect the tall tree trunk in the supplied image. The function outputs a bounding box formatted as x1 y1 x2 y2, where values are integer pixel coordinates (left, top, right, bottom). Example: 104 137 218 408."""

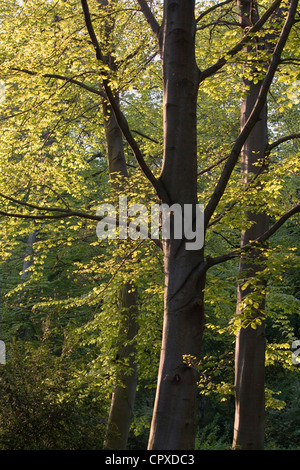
148 0 205 450
232 0 269 450
102 97 128 181
102 96 139 450
94 0 139 449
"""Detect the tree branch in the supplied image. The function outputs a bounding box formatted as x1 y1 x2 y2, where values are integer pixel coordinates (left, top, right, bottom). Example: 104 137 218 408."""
196 0 235 23
197 20 241 31
0 209 79 220
102 85 168 201
204 0 299 229
132 128 160 144
266 132 300 153
206 204 300 269
0 191 105 221
137 0 161 40
0 191 68 213
12 68 105 98
0 204 163 249
199 0 282 82
80 0 103 62
86 151 106 163
197 155 229 176
80 0 168 202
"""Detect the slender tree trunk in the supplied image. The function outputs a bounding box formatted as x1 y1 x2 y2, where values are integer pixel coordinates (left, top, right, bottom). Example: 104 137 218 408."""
102 97 128 180
102 96 139 450
148 0 205 450
93 0 139 449
103 281 138 450
232 0 269 450
233 215 268 449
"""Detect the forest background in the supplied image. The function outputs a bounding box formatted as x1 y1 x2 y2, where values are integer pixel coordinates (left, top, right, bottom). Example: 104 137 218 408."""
0 0 299 450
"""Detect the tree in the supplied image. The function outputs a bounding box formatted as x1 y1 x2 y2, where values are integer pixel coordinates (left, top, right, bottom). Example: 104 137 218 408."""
232 0 270 450
127 0 299 449
232 0 300 449
97 0 139 450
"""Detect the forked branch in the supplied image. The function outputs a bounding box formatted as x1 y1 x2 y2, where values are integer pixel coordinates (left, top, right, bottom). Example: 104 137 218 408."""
80 0 168 201
137 0 161 40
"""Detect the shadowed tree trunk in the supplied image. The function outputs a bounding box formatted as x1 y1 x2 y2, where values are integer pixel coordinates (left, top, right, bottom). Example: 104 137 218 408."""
99 1 138 449
21 232 37 279
232 0 270 450
102 97 139 450
103 280 138 450
147 0 205 450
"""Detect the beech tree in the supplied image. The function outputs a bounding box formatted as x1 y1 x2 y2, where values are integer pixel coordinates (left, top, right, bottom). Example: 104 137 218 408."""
232 0 271 450
97 0 139 450
129 0 299 449
232 0 300 449
0 0 299 450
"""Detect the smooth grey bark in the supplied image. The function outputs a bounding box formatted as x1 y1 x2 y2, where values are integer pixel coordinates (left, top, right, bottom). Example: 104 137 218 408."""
148 0 205 450
232 0 269 450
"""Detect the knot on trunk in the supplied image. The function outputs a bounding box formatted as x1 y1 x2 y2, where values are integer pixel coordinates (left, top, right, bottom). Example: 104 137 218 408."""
170 362 200 385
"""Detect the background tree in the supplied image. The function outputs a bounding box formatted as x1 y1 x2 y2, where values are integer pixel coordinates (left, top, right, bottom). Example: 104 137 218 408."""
232 0 270 450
